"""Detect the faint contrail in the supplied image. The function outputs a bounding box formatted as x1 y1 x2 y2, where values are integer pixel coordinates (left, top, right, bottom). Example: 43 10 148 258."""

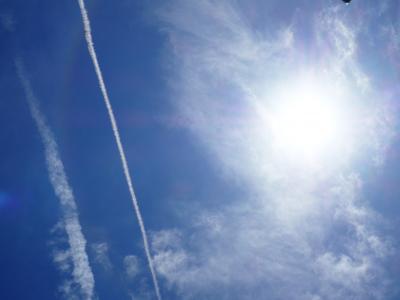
15 59 95 300
76 1 162 299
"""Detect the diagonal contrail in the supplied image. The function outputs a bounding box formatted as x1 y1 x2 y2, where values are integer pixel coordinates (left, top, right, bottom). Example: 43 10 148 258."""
15 59 95 300
76 1 162 299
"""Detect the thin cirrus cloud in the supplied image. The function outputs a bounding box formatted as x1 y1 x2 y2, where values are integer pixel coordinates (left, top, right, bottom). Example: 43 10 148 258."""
124 255 140 278
15 59 95 300
151 1 397 299
92 242 113 271
0 11 15 32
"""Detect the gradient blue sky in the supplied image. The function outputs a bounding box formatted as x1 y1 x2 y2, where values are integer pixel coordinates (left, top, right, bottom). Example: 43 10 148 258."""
1 0 400 299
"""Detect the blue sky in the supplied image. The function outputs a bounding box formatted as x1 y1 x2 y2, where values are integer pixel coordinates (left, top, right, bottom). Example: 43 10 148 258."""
1 0 400 299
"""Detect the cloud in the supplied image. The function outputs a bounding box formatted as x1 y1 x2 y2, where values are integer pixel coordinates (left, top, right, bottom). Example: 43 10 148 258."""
0 11 15 32
151 1 397 299
124 255 140 278
92 242 112 271
16 59 95 300
151 176 391 299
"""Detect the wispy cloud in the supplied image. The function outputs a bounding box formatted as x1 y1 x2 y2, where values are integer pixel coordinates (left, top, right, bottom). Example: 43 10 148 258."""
151 1 397 299
76 1 162 299
124 255 140 278
0 11 15 32
15 59 95 300
92 242 112 271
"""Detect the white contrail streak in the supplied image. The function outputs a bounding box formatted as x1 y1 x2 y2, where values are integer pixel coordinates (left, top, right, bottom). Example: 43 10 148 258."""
76 1 162 299
15 59 95 300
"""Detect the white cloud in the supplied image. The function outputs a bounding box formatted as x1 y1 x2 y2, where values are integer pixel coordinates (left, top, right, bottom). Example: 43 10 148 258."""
92 242 112 271
0 11 15 32
316 253 369 289
152 1 397 299
16 60 95 300
151 175 391 299
124 255 140 278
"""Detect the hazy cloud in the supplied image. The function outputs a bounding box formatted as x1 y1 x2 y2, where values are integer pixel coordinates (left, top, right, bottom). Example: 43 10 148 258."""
92 242 112 271
152 1 397 299
124 255 140 278
0 11 15 32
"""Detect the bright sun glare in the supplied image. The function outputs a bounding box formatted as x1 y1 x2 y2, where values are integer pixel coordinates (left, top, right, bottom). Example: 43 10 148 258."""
269 73 345 160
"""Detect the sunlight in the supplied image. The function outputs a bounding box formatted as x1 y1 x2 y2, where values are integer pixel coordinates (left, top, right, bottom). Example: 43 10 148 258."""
268 73 345 160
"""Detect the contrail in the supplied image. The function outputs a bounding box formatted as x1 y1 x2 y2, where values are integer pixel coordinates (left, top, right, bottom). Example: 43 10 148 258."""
15 59 95 300
76 1 162 299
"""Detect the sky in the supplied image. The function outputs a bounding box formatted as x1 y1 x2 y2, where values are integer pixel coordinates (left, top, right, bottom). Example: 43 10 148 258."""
1 0 400 299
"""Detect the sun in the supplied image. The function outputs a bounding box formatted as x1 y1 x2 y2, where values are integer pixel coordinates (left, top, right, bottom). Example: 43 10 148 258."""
267 73 345 160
